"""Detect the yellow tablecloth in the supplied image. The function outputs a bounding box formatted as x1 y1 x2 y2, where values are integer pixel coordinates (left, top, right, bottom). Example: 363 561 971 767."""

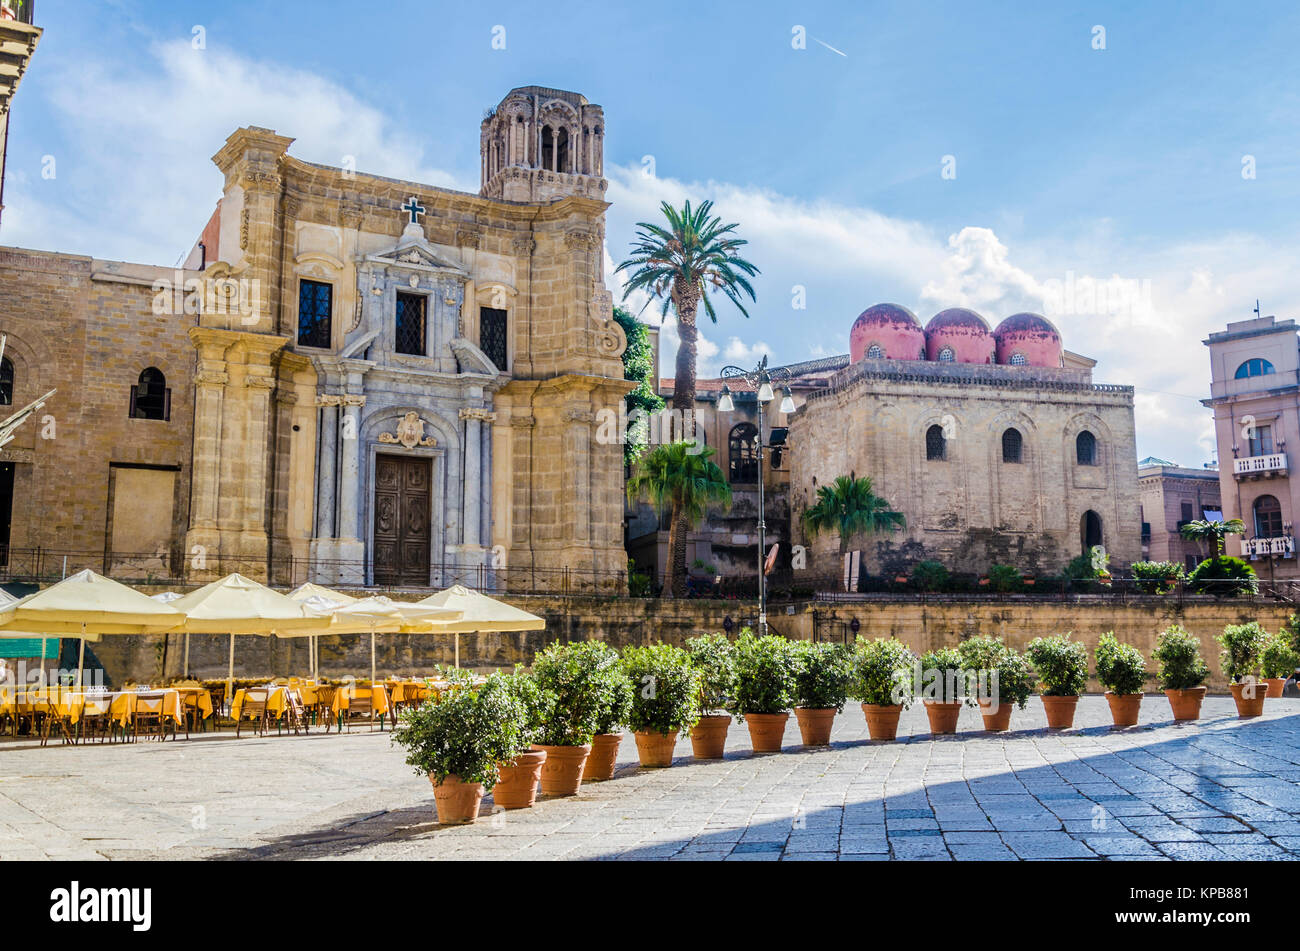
172 686 213 720
386 681 432 704
108 690 185 728
331 684 391 717
230 686 300 721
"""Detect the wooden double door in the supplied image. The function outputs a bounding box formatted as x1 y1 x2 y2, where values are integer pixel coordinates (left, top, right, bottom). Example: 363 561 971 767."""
373 454 432 586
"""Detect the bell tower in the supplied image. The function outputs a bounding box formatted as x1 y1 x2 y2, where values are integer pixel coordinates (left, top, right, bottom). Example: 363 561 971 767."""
480 86 606 203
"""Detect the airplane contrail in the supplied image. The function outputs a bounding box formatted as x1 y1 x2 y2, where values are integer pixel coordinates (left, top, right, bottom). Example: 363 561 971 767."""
813 37 847 56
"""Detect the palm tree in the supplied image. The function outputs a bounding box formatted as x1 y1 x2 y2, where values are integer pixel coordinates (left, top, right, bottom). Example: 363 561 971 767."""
1180 518 1246 559
801 476 906 590
627 442 732 598
615 200 760 414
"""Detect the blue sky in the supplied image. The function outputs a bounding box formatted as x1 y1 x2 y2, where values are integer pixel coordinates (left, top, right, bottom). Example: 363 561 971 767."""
8 0 1300 466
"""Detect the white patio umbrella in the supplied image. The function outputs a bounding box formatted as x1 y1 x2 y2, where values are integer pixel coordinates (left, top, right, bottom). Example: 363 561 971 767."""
170 573 325 702
279 595 460 681
0 570 185 686
286 583 357 677
416 585 545 669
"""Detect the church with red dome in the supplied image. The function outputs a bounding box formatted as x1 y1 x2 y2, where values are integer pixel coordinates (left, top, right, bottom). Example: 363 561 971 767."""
788 302 1141 580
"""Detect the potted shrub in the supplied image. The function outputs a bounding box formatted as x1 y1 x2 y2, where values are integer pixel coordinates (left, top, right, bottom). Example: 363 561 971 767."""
919 646 966 735
988 564 1023 593
1261 633 1299 698
685 632 737 758
1153 624 1210 721
1094 632 1147 727
1026 633 1089 728
1131 561 1184 595
730 629 799 753
391 673 525 824
851 637 916 741
582 658 634 782
791 641 854 745
911 559 950 592
1217 622 1270 718
620 644 700 767
985 650 1035 731
531 640 625 796
492 668 549 809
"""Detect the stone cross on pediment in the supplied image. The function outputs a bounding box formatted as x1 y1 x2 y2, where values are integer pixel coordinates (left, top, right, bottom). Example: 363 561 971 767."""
400 196 426 226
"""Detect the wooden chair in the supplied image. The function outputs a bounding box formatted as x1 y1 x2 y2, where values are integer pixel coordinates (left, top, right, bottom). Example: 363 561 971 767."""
235 687 270 738
133 691 176 742
40 690 81 747
281 688 310 736
313 684 335 729
206 684 227 731
78 695 113 744
343 688 375 732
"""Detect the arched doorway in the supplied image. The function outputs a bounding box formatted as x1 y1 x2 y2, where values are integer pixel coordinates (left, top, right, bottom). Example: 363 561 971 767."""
1081 510 1103 554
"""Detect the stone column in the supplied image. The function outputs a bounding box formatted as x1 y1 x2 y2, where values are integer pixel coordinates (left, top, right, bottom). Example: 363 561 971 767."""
314 395 339 539
460 408 494 549
338 394 366 540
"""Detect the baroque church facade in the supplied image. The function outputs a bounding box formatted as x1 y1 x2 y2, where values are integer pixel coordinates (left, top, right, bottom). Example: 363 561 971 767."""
0 86 632 593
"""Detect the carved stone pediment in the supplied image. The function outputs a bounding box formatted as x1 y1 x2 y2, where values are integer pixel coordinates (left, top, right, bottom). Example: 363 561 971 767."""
376 244 464 271
450 337 502 377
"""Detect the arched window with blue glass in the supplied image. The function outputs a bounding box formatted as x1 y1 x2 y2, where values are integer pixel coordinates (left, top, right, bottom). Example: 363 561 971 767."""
1234 358 1275 380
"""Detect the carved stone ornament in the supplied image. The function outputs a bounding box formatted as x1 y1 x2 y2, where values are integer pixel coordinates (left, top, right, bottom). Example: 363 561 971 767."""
379 412 438 449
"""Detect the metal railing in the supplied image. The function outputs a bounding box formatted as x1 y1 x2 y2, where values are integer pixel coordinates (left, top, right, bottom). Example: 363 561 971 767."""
1 1 34 25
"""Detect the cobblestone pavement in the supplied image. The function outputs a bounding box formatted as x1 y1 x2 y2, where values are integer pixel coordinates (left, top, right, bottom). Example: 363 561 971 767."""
2 697 1298 861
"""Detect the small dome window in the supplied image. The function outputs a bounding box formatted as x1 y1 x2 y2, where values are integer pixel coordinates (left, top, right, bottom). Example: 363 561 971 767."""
866 344 885 359
1009 351 1028 366
937 346 955 362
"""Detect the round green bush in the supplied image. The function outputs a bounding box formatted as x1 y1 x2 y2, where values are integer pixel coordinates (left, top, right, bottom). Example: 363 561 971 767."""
730 630 799 719
620 643 701 736
1216 621 1269 682
1152 624 1210 690
956 634 1009 673
919 646 967 703
1261 633 1300 680
851 637 917 708
391 673 526 790
684 632 737 716
988 650 1035 710
531 640 627 746
792 641 854 711
1026 633 1089 696
1131 561 1185 595
1094 632 1147 696
1187 556 1258 598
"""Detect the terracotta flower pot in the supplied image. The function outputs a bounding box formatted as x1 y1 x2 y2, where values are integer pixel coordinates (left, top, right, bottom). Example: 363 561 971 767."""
689 714 731 759
581 732 623 781
1041 694 1080 729
794 707 837 746
1104 692 1142 728
1265 678 1287 699
430 774 485 824
978 698 1013 732
744 712 789 753
1229 681 1267 718
535 743 591 796
923 699 962 735
633 730 677 767
492 748 547 810
861 702 903 741
1164 686 1207 721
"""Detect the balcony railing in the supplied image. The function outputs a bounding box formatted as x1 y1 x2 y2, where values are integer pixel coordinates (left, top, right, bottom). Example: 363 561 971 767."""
1233 452 1288 477
1242 536 1296 559
0 1 33 25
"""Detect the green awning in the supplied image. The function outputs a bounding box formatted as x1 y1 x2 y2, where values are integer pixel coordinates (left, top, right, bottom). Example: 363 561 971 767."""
0 638 59 659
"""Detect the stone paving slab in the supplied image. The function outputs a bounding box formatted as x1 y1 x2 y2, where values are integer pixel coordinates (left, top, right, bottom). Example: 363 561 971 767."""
1 697 1298 860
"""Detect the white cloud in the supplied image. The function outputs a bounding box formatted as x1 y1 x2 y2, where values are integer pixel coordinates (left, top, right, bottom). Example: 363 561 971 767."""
5 40 466 264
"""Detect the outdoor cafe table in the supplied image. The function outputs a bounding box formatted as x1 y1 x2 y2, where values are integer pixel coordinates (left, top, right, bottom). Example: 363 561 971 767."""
330 683 392 718
171 684 214 720
109 690 185 729
229 685 305 721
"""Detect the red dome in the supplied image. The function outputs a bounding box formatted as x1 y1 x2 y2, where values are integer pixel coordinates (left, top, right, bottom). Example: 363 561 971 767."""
850 303 926 362
924 308 995 364
993 313 1063 367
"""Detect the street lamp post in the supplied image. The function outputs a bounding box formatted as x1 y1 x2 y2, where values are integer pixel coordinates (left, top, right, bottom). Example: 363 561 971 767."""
717 356 796 635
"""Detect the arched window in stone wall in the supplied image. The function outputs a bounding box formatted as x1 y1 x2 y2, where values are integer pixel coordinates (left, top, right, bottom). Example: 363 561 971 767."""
130 367 170 421
1076 430 1097 466
926 423 946 461
729 423 759 483
1009 351 1028 366
1254 494 1283 538
541 125 555 172
1235 358 1275 380
0 357 12 406
556 127 570 173
1002 427 1023 463
937 346 955 362
866 344 885 359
